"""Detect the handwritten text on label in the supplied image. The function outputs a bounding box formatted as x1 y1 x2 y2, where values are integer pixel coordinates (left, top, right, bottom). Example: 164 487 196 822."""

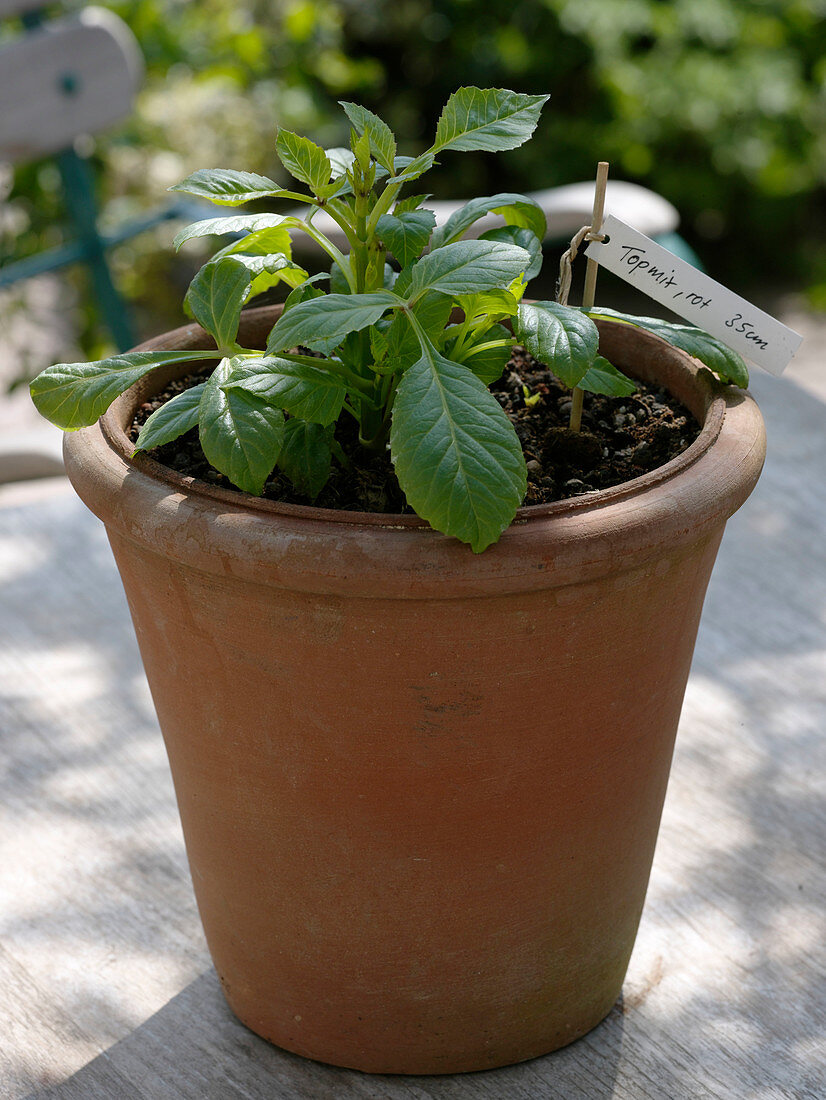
585 215 802 376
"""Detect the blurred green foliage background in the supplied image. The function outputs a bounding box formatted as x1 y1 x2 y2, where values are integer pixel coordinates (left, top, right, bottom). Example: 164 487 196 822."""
3 0 825 356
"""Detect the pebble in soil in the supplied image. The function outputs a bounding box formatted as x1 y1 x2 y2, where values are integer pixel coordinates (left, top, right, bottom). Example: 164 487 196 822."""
129 347 700 514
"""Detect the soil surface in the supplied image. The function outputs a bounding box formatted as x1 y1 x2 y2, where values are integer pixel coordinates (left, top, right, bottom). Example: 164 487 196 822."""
129 347 700 512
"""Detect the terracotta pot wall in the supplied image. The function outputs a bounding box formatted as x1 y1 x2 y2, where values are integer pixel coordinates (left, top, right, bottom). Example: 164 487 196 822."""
64 307 766 1073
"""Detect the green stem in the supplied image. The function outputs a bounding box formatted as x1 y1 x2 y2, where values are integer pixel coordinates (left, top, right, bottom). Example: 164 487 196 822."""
379 372 400 431
352 187 371 293
330 436 351 469
379 368 395 410
357 328 387 446
448 315 475 360
294 218 356 292
569 387 584 432
276 190 322 205
365 150 436 236
366 242 386 291
365 182 402 237
460 337 512 356
339 399 360 423
323 199 362 254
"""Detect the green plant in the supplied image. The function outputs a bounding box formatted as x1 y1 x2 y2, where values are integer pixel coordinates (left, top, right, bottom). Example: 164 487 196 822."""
30 87 748 552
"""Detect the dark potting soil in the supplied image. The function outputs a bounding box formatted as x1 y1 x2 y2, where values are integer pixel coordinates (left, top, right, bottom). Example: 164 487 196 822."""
128 346 700 513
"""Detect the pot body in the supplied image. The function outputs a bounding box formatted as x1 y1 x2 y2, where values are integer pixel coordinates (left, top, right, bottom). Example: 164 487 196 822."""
64 308 765 1074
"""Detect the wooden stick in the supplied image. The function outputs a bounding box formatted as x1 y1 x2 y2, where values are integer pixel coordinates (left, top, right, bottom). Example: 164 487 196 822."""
582 161 609 312
570 161 609 433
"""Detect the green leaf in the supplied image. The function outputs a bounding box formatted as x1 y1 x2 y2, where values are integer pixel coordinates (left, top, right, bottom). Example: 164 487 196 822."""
389 154 436 183
333 330 364 373
433 87 549 154
209 226 308 301
243 262 306 300
430 192 546 249
456 288 520 322
586 308 750 388
173 213 293 250
326 147 355 176
275 129 331 194
381 262 398 290
339 102 397 172
516 301 599 388
185 258 251 349
376 209 436 268
663 326 750 388
351 128 371 172
266 292 400 354
407 240 531 299
370 325 390 365
211 249 297 280
316 177 353 201
169 168 287 206
390 335 527 552
29 350 212 430
220 251 306 301
198 359 285 495
578 356 637 396
329 262 351 296
450 323 513 384
392 265 413 298
382 292 454 373
412 291 456 339
212 224 293 264
316 160 354 199
283 280 326 313
134 383 206 451
224 357 346 426
480 225 543 281
394 193 432 215
277 419 332 500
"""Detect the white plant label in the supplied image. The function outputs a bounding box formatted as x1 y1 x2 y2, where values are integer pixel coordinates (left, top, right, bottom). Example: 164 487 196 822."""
585 215 802 375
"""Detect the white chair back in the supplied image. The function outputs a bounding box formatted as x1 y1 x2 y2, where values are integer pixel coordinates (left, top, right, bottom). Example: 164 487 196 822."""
0 7 143 164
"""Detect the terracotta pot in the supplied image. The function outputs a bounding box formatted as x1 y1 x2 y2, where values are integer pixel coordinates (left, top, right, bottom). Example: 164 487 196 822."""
63 305 765 1074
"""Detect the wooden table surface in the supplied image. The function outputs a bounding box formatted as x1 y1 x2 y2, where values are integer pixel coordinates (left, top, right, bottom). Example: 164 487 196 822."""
1 364 824 1100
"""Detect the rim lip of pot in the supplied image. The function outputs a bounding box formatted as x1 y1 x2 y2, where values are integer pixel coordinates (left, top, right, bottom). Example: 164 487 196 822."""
63 306 766 599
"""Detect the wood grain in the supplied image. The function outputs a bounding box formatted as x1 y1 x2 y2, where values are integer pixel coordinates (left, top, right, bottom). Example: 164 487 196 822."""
1 360 824 1098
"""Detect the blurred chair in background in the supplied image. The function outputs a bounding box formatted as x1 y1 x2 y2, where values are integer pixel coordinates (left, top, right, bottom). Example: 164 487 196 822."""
0 2 194 351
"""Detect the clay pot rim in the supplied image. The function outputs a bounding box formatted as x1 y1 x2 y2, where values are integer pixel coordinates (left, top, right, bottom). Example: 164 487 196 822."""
65 305 765 597
100 306 725 527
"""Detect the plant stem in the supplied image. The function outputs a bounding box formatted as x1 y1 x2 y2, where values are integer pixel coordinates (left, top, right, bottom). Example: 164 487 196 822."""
570 160 609 433
364 151 434 235
330 436 352 469
458 337 511 356
365 179 403 235
295 217 356 292
447 314 476 360
569 388 585 432
275 190 321 205
323 199 363 253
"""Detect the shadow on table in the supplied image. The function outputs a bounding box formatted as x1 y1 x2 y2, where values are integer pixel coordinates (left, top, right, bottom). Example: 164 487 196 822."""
0 488 209 1058
647 366 826 1098
32 970 629 1100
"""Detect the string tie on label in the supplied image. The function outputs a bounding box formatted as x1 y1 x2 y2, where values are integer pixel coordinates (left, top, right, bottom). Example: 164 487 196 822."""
556 224 607 307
